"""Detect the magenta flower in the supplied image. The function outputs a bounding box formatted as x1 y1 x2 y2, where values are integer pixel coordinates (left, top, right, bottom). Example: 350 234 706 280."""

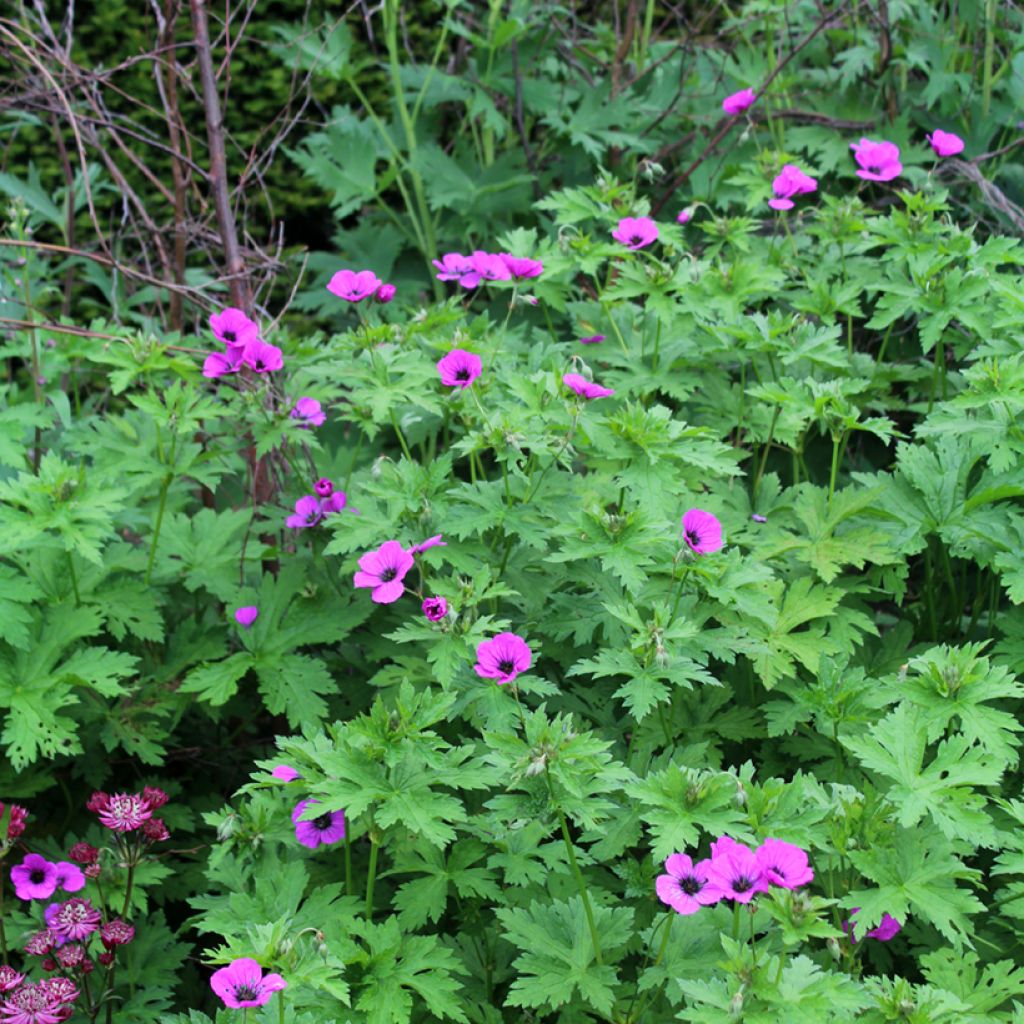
49 898 101 942
928 129 964 157
96 793 152 832
290 397 325 428
768 164 818 210
579 335 605 345
705 842 769 903
0 967 23 994
681 508 723 554
1 981 72 1024
235 606 258 629
210 958 287 1009
846 908 902 943
676 209 692 224
326 268 383 302
52 862 85 894
286 495 323 530
422 597 448 622
409 534 446 555
271 765 300 782
612 216 659 250
241 338 284 374
42 904 69 948
10 855 58 901
751 513 767 523
291 799 346 849
202 348 245 379
353 540 414 604
469 251 513 283
209 308 259 348
564 372 615 400
437 349 482 389
22 929 58 956
474 632 532 685
433 252 478 288
754 838 814 889
376 283 396 303
656 854 723 915
2 804 26 840
499 254 544 280
722 88 756 115
320 490 348 515
314 477 333 498
100 920 135 949
850 138 902 181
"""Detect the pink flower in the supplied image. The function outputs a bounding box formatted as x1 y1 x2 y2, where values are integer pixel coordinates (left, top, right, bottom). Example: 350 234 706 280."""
271 765 300 782
96 793 152 832
410 534 446 555
49 898 101 942
290 397 325 428
705 841 769 903
326 269 383 302
928 129 964 157
0 981 70 1024
314 477 333 498
10 855 58 900
768 164 818 211
432 252 478 289
579 335 605 345
210 957 287 1009
202 348 245 379
655 854 723 915
469 251 513 283
209 308 259 348
682 508 723 554
52 862 85 894
286 495 323 530
353 540 414 604
612 216 658 250
375 283 396 303
846 908 902 943
437 349 482 388
850 138 902 181
100 920 134 949
474 632 532 685
499 254 544 279
235 606 258 629
754 838 814 889
422 597 448 621
722 88 756 115
320 490 348 515
240 338 284 374
564 372 615 400
2 804 27 840
291 799 346 849
676 209 692 224
0 967 23 994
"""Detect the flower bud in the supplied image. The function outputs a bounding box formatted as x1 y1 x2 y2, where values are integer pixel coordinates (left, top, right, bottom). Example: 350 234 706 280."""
375 283 396 304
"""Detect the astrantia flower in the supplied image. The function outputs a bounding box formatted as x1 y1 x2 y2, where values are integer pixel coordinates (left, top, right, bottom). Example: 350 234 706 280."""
768 164 818 211
682 508 723 554
141 786 168 811
422 597 448 622
235 606 258 628
23 930 58 956
375 283 396 303
241 338 284 374
290 397 325 428
209 308 259 348
564 372 615 400
50 899 101 942
469 251 512 283
210 958 287 1009
38 978 77 1007
326 269 382 302
432 252 478 288
0 967 24 994
100 920 134 949
846 908 902 943
271 765 300 782
722 88 756 115
499 254 544 279
68 843 98 866
755 838 814 889
97 793 151 832
53 862 85 894
656 854 722 915
410 534 446 555
705 842 769 903
612 216 658 250
291 799 346 849
286 495 323 530
0 981 67 1024
928 129 964 157
3 804 27 840
437 349 482 389
11 855 58 901
850 138 902 181
474 632 532 685
42 905 68 949
353 540 414 604
53 943 87 969
579 335 605 345
142 818 170 843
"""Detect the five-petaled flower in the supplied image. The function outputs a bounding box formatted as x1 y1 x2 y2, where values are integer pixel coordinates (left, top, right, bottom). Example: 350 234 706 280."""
291 799 346 849
928 129 964 157
326 269 383 302
722 88 756 115
290 397 326 428
209 307 259 349
437 349 482 389
768 164 818 211
850 138 902 181
846 908 902 943
474 632 532 684
432 252 477 288
499 254 543 279
210 957 287 1009
564 372 615 400
235 606 258 629
754 837 814 889
469 251 513 283
612 216 659 250
422 596 448 621
10 854 58 901
353 540 414 604
704 838 769 903
286 496 323 530
656 854 722 915
682 508 724 555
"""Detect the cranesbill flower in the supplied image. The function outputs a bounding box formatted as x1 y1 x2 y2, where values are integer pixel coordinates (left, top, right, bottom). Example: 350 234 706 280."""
928 129 964 157
326 269 383 302
290 397 325 428
320 490 348 515
437 349 482 388
241 338 284 374
433 252 478 288
410 534 446 555
846 908 902 943
10 855 58 900
209 308 259 348
656 854 722 915
210 958 287 1009
271 765 301 782
235 606 258 629
579 335 605 345
353 540 414 604
474 633 532 685
768 164 818 210
612 216 659 250
755 838 814 889
53 862 85 894
49 899 100 942
422 597 448 621
0 967 23 994
97 793 152 832
286 495 323 530
705 842 769 903
291 799 346 849
314 477 333 498
682 508 723 554
202 348 245 379
469 251 513 283
1 981 70 1024
677 209 692 224
376 283 396 303
499 254 544 279
722 88 756 115
850 138 902 181
564 373 615 400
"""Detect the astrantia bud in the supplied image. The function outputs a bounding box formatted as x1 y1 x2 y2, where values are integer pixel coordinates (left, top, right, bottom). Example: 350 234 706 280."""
69 842 99 865
142 817 170 843
41 958 57 972
84 864 101 879
141 786 168 811
86 792 110 814
98 952 115 967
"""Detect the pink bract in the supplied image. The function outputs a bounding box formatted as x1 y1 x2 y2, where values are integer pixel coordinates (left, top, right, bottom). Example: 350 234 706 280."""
754 838 814 889
326 268 383 302
291 799 346 849
850 138 902 181
612 216 659 250
722 88 756 115
655 853 723 915
563 372 615 400
437 349 482 388
682 508 724 554
210 957 287 1009
353 540 414 604
474 632 532 685
928 129 964 157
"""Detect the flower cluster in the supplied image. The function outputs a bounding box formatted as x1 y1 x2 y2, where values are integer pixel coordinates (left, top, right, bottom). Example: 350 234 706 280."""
0 800 28 846
203 307 284 378
0 976 79 1024
286 477 348 530
87 787 169 838
433 250 543 288
326 268 395 303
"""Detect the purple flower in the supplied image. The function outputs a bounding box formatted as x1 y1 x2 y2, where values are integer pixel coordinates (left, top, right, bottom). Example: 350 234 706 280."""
291 799 346 849
751 513 767 523
241 338 284 374
271 765 300 782
722 88 756 115
437 349 482 388
96 793 152 832
754 838 814 889
768 164 818 211
656 854 722 915
326 269 383 302
314 477 334 497
49 898 101 942
10 855 59 901
850 138 902 182
612 216 659 250
564 372 615 400
43 904 69 949
53 862 85 894
320 490 348 515
469 251 513 283
0 967 23 994
290 397 326 428
422 597 448 622
474 632 532 685
409 534 446 555
210 957 287 1009
209 307 259 348
353 540 414 604
433 252 478 288
499 254 544 279
235 606 259 629
202 348 245 379
846 908 902 944
682 508 723 555
376 283 396 303
928 129 964 157
676 209 692 224
286 495 323 530
579 335 605 345
705 841 769 904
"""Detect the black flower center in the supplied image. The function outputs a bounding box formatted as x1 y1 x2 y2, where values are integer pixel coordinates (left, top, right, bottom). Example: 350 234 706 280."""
498 659 515 675
314 813 333 831
732 876 752 893
456 369 470 381
686 529 700 547
381 568 397 582
223 330 236 342
30 870 46 884
680 876 701 895
234 984 259 1001
630 234 643 245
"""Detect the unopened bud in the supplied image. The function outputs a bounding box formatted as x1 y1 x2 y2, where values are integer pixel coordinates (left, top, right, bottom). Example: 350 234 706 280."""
729 989 744 1017
216 814 239 842
827 937 841 962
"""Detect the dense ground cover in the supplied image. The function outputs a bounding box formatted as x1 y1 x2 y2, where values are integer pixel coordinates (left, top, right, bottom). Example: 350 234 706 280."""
2 1 1024 1021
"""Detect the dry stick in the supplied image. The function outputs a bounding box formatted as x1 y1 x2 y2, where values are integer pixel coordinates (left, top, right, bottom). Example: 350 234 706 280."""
0 317 208 355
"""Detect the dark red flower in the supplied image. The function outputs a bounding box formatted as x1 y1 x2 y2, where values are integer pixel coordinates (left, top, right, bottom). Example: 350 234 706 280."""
68 842 98 865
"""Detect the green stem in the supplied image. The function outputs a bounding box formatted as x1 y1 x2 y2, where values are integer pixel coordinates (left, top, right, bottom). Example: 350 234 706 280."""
627 914 674 1022
0 879 8 964
365 835 380 920
828 431 845 509
389 412 413 461
982 0 996 117
752 406 780 500
344 829 353 897
144 473 173 585
66 551 81 607
278 990 286 1024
